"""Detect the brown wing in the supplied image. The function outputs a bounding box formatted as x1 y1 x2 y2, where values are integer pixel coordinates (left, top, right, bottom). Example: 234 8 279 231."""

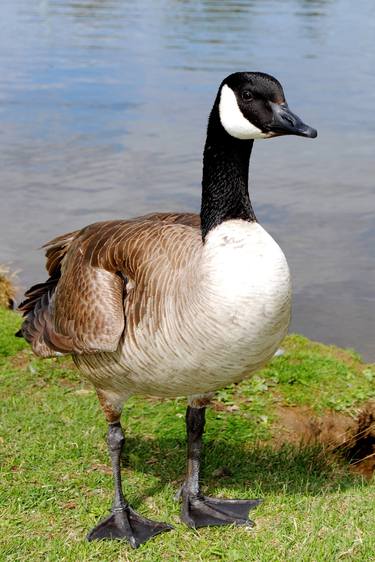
18 212 201 357
18 229 80 356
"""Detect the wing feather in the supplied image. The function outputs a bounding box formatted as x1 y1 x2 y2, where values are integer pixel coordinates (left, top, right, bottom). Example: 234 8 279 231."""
18 213 201 357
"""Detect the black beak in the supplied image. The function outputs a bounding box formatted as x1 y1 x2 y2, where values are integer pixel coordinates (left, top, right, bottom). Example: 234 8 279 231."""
267 102 317 138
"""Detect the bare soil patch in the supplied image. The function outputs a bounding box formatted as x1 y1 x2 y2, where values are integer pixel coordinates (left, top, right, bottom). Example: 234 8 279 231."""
274 401 375 479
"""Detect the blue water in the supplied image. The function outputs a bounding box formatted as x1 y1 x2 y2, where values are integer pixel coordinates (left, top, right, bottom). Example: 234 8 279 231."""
0 0 374 358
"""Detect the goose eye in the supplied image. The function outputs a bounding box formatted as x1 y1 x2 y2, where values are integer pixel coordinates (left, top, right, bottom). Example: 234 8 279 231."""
241 90 253 101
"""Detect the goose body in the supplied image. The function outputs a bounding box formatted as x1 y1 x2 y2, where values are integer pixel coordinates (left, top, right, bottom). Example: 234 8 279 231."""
74 219 291 399
19 72 316 547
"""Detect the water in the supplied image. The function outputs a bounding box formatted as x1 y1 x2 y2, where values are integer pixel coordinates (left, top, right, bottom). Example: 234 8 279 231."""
0 0 374 358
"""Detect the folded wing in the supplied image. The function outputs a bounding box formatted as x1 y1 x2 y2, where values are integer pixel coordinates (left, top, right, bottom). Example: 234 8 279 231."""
18 213 200 357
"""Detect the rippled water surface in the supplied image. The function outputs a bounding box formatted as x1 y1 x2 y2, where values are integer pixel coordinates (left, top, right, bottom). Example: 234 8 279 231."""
1 0 374 358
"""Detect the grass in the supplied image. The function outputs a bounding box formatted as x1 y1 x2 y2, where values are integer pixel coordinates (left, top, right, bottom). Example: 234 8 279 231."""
0 307 374 561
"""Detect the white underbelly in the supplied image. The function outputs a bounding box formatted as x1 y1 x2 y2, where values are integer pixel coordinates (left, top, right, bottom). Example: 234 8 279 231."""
78 221 291 399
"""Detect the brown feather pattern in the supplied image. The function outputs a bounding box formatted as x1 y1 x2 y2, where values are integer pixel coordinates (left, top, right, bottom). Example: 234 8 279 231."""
19 212 201 359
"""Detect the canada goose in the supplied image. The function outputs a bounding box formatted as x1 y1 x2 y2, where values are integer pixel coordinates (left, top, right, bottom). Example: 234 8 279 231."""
18 72 317 548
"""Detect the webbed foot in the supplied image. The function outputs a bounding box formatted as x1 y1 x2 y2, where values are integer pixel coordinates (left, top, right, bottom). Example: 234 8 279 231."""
87 506 173 548
181 495 262 529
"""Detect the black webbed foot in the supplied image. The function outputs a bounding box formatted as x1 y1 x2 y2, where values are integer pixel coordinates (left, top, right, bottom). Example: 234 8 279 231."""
87 506 173 548
181 494 262 529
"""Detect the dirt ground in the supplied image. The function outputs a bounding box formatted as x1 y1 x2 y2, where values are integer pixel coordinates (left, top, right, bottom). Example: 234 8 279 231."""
274 401 375 479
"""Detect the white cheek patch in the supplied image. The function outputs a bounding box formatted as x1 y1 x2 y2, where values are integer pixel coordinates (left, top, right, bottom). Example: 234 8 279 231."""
219 84 267 140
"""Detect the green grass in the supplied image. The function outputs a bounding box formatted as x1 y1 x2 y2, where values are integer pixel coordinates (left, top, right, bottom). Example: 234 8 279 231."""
0 308 374 561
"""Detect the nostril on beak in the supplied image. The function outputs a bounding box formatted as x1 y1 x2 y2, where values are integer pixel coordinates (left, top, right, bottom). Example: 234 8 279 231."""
283 114 295 127
268 101 316 138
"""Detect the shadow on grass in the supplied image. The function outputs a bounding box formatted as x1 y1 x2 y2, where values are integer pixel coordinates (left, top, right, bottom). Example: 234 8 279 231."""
120 434 363 507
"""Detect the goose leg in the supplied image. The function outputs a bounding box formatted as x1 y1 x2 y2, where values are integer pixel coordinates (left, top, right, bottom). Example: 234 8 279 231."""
180 405 261 529
87 420 172 548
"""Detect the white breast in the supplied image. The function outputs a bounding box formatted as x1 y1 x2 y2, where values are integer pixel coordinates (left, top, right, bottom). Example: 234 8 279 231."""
196 220 291 378
203 220 290 310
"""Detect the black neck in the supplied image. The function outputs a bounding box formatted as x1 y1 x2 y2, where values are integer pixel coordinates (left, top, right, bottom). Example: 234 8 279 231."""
200 104 256 241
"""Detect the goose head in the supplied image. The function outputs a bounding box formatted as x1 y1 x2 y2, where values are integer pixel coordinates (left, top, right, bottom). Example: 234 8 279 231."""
217 72 317 140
